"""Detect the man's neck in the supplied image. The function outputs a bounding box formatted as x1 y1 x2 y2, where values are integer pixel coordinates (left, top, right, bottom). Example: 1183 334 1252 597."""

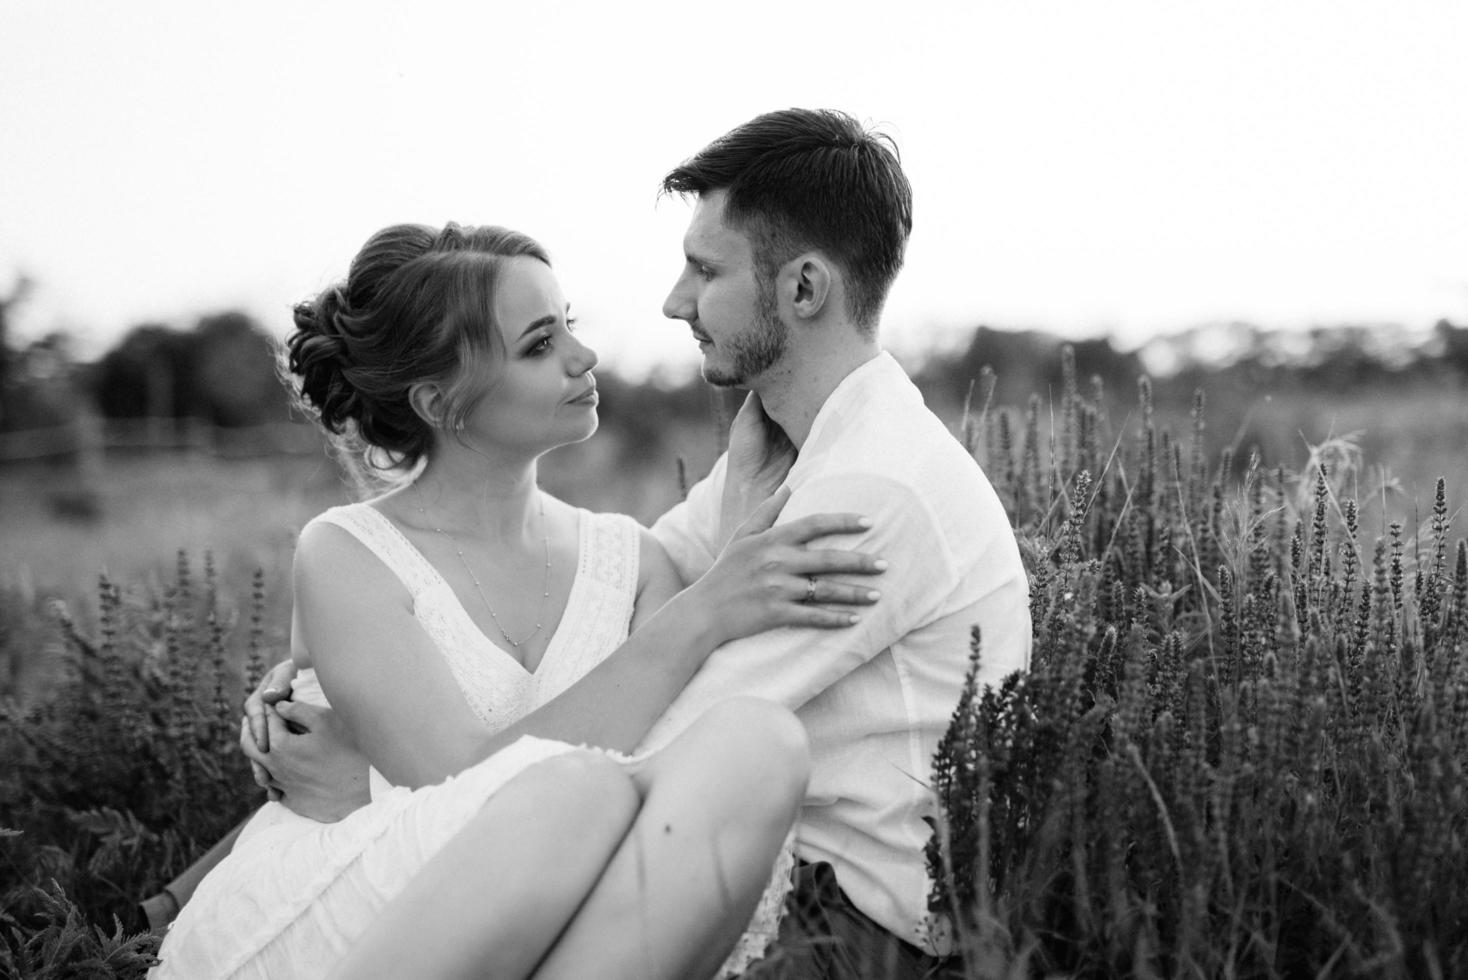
752 340 880 450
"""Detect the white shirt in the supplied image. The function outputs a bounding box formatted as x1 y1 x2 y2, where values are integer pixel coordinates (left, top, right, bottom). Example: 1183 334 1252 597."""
643 351 1031 949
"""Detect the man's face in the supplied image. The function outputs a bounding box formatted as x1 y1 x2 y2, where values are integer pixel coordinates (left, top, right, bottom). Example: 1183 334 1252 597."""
662 189 787 388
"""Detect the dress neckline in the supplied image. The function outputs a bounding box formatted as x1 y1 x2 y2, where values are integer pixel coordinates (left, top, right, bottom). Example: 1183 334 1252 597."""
357 499 589 679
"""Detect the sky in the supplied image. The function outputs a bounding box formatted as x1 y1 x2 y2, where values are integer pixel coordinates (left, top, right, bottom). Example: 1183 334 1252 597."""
2 1 1466 381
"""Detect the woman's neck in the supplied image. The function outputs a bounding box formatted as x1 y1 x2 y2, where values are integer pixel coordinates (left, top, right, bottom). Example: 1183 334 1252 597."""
408 453 541 544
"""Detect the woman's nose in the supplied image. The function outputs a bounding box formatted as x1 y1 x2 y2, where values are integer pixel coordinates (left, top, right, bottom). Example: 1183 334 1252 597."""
567 334 598 375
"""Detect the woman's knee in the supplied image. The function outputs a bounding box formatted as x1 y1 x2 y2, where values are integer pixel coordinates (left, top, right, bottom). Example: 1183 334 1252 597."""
698 698 810 797
494 750 639 828
552 749 640 812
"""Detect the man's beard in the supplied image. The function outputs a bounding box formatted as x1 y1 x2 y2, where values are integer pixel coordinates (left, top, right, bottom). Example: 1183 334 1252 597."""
703 278 788 388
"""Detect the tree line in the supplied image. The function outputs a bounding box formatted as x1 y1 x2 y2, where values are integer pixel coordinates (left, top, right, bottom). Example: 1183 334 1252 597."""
2 271 1465 466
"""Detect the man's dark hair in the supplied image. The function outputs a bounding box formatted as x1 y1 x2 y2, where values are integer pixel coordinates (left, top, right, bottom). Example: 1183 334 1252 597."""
662 108 913 333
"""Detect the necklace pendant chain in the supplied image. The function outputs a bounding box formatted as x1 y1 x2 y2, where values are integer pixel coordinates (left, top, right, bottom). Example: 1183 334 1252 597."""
416 484 553 650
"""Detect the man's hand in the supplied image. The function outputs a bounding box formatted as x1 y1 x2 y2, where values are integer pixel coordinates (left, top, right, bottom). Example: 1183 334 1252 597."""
719 392 797 549
239 701 372 823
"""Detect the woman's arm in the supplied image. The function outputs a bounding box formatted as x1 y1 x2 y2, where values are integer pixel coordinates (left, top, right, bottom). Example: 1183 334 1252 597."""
630 528 682 634
296 521 502 788
471 492 881 755
303 493 882 788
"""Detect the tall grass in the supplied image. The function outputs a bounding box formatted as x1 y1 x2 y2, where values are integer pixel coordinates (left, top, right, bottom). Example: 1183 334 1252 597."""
928 351 1467 978
1 554 267 977
2 351 1464 977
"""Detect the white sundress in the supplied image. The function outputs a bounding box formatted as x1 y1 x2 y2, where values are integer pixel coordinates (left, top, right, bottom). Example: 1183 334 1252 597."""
150 501 790 979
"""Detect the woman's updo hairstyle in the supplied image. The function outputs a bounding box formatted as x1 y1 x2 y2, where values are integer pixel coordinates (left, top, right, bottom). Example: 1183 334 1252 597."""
285 222 549 479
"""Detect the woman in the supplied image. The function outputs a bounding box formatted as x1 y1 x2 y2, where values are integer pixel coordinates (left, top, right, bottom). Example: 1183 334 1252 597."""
149 222 882 980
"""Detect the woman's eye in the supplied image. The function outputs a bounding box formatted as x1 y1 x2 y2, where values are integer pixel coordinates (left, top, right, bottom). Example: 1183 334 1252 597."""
565 317 578 333
528 336 552 355
698 266 714 281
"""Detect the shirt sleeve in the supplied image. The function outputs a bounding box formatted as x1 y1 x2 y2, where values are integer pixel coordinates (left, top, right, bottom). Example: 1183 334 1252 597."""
638 471 959 752
649 452 728 586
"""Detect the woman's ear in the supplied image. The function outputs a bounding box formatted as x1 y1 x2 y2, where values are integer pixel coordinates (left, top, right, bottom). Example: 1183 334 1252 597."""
782 253 832 321
408 382 449 429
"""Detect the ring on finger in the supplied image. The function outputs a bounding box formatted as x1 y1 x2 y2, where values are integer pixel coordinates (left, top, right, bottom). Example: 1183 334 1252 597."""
803 575 818 604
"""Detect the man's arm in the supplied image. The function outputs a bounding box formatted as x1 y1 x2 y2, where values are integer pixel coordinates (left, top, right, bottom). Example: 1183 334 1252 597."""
640 473 959 752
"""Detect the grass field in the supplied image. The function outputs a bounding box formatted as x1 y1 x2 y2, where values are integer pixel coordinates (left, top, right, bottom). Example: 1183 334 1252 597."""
0 415 726 704
3 367 1467 977
5 379 1466 625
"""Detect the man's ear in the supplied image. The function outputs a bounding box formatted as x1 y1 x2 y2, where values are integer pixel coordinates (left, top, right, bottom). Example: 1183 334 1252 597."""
408 382 448 429
781 253 833 321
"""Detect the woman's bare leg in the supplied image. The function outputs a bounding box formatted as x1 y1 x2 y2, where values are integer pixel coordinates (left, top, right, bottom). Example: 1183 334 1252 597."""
533 698 810 980
326 750 639 980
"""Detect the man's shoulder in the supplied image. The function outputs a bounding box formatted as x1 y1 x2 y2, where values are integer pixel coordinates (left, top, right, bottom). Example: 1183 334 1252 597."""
809 394 993 495
796 395 1012 559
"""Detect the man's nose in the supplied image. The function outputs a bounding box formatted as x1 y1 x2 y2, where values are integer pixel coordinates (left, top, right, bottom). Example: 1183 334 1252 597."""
662 274 693 322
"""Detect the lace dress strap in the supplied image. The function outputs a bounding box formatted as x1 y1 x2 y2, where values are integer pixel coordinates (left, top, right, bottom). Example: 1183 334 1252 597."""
304 502 528 737
531 511 642 704
305 503 443 601
577 510 641 595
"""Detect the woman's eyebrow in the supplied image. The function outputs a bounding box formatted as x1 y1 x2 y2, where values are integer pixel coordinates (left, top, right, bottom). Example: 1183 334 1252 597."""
517 314 559 339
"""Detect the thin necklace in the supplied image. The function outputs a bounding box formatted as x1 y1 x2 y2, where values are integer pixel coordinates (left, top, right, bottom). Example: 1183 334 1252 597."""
413 483 552 650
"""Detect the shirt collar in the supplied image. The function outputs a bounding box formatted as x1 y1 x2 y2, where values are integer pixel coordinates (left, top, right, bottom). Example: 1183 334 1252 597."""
797 350 913 457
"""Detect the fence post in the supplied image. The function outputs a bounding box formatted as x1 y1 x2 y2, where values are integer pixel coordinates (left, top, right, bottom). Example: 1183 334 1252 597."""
185 416 210 456
75 406 103 484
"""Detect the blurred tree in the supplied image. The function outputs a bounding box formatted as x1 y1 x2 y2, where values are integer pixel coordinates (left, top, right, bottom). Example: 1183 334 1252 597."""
11 333 83 430
1434 319 1468 375
0 273 37 432
95 323 190 423
915 326 1144 411
0 274 91 443
185 312 291 426
593 371 716 466
94 311 289 429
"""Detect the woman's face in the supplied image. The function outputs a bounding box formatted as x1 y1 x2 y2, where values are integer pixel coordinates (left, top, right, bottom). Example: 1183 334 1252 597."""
456 256 599 457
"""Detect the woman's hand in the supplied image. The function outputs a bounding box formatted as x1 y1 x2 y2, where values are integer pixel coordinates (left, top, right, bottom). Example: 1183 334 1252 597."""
687 487 886 647
242 658 297 799
244 658 298 752
239 702 372 823
718 393 797 550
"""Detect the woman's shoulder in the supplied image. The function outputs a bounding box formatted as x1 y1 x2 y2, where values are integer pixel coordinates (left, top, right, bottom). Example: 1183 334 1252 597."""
633 523 677 591
548 499 650 587
296 505 375 567
547 496 639 541
586 507 644 538
293 506 413 613
295 502 407 583
303 499 372 528
632 521 669 560
300 499 400 542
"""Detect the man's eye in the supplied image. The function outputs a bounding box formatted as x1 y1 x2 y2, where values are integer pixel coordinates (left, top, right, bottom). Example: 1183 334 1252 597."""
698 266 714 281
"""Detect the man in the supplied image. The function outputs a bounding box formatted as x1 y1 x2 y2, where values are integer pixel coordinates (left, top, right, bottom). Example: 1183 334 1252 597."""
163 108 1029 978
633 108 1030 978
